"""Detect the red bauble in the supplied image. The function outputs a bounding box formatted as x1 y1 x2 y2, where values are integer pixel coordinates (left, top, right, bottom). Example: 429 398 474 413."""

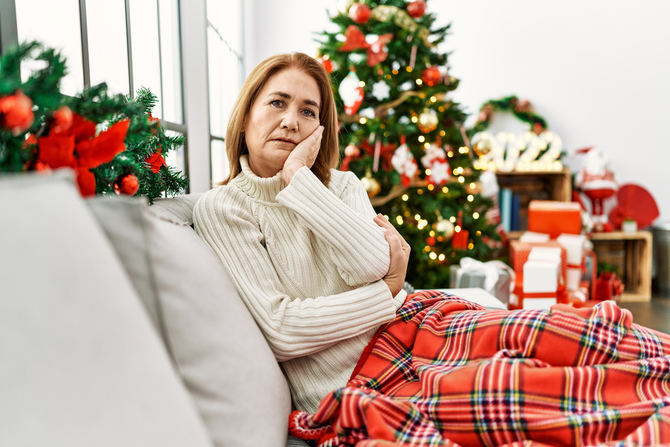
0 90 34 135
349 3 371 24
426 236 436 246
422 66 442 87
407 0 426 18
114 174 139 196
51 106 73 134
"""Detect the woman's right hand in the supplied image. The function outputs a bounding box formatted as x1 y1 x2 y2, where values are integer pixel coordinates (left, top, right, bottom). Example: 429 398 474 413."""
374 214 410 297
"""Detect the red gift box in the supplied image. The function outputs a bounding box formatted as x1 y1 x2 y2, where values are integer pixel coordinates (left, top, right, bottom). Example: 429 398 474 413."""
528 200 581 239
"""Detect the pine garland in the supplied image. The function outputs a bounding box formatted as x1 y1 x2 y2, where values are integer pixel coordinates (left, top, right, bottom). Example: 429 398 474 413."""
0 41 187 203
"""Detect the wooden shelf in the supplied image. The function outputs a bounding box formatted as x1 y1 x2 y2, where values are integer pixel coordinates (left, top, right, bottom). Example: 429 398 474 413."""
590 231 652 302
496 168 572 233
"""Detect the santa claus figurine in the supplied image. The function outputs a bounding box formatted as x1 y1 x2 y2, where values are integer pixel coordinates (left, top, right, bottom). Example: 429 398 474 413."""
574 147 618 232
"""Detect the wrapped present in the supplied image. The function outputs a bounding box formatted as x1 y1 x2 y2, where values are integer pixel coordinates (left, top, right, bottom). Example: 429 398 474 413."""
556 233 586 291
510 240 567 290
519 231 550 243
523 247 561 293
528 200 581 238
509 240 568 310
449 257 513 305
594 272 624 302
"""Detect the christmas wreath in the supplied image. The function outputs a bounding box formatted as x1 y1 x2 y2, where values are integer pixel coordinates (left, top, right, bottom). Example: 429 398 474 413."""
0 41 187 202
468 95 548 137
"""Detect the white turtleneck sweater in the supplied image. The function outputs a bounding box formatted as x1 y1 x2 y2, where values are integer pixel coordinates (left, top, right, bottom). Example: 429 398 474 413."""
193 155 405 413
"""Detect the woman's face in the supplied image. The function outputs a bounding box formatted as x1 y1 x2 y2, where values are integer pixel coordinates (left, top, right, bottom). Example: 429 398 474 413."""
244 68 322 178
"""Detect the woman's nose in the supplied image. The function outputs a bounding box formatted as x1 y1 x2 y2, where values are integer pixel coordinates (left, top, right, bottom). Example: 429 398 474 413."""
280 109 298 131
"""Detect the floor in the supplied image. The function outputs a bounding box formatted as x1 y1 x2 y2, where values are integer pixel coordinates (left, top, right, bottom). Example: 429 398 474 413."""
619 293 670 334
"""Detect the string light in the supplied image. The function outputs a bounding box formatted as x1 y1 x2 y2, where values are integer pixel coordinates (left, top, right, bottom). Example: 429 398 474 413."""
411 116 418 123
429 252 437 260
417 189 424 195
429 230 435 237
414 214 421 220
430 96 437 103
424 142 430 149
425 168 431 175
439 130 446 136
447 151 454 157
358 81 366 87
438 253 446 261
453 167 463 175
442 186 449 193
401 194 409 201
392 69 399 75
383 215 389 220
458 176 465 183
468 242 474 250
476 230 482 236
449 216 456 223
418 135 425 142
459 146 469 154
406 66 413 72
396 215 404 225
473 212 480 219
385 74 392 80
467 194 474 202
359 117 367 124
416 79 423 86
469 182 476 189
438 106 445 112
427 184 434 191
424 246 431 253
455 225 462 232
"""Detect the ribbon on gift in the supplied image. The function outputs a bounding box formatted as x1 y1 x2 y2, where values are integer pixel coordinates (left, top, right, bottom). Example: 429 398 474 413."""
458 257 515 294
339 26 393 67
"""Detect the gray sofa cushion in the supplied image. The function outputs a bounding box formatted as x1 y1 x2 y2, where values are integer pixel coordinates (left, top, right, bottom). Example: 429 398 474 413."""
0 170 212 447
87 194 292 447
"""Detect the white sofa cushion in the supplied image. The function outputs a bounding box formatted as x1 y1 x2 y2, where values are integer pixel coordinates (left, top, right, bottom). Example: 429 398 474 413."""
87 194 292 447
0 170 212 447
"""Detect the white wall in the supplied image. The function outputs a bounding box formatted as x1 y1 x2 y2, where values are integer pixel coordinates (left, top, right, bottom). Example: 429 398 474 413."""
246 0 670 222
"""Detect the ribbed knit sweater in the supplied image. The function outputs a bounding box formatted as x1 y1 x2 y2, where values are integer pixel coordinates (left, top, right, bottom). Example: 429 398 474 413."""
193 155 406 413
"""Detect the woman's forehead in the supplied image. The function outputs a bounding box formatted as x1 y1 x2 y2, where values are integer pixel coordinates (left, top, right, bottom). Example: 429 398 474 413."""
259 68 321 106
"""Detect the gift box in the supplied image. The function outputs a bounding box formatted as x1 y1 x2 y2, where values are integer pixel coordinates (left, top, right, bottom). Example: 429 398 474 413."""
449 258 513 305
523 247 561 293
528 200 581 239
509 240 567 310
594 272 624 302
556 234 586 291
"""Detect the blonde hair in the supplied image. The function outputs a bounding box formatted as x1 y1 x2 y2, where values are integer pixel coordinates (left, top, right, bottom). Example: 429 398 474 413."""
223 52 339 186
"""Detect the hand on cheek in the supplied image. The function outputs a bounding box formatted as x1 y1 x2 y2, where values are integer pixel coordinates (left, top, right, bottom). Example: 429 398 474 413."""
281 125 324 184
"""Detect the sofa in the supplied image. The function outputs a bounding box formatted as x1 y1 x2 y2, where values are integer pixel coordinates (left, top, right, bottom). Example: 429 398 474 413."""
0 169 505 446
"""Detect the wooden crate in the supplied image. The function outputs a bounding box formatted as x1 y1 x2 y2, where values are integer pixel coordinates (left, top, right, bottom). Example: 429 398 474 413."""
497 168 572 239
590 231 652 302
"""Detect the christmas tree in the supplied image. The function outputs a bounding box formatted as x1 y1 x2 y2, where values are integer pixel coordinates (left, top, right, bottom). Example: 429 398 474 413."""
0 41 187 202
316 0 500 287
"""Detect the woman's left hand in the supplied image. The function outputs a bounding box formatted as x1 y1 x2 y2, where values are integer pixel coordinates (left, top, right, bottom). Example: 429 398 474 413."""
281 125 323 184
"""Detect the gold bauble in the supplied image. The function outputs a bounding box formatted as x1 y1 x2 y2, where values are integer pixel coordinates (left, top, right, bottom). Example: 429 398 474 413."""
361 173 381 197
435 218 454 240
417 109 438 133
473 139 492 157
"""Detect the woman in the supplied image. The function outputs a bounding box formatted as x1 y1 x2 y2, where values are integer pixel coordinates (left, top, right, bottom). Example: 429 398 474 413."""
193 52 411 413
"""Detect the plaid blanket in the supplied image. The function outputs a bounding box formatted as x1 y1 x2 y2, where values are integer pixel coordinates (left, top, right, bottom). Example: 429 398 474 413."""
289 290 670 446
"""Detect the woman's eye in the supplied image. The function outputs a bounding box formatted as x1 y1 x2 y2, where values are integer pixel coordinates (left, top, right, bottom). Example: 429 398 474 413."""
302 109 317 118
270 99 284 108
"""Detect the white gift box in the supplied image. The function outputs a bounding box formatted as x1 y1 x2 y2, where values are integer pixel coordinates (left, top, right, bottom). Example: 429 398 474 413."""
523 260 559 293
519 231 551 243
556 234 586 290
522 297 557 310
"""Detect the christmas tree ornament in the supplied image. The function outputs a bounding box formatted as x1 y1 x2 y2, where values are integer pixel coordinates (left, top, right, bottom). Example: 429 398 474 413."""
344 143 360 158
0 90 34 135
391 135 418 186
145 147 166 173
421 141 450 185
407 0 427 18
435 218 454 240
426 236 436 246
361 171 381 197
399 81 414 91
422 65 442 87
359 107 375 119
371 5 395 22
417 108 438 133
114 173 140 196
473 137 492 157
318 56 333 73
338 70 365 115
50 106 73 134
371 80 390 101
339 25 393 66
452 211 470 250
348 2 371 24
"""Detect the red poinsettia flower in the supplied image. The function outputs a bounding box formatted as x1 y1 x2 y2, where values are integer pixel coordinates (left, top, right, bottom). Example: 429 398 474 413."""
37 115 130 196
145 147 166 173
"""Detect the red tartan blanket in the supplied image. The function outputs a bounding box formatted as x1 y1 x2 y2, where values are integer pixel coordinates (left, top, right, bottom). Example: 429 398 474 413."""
289 290 670 446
